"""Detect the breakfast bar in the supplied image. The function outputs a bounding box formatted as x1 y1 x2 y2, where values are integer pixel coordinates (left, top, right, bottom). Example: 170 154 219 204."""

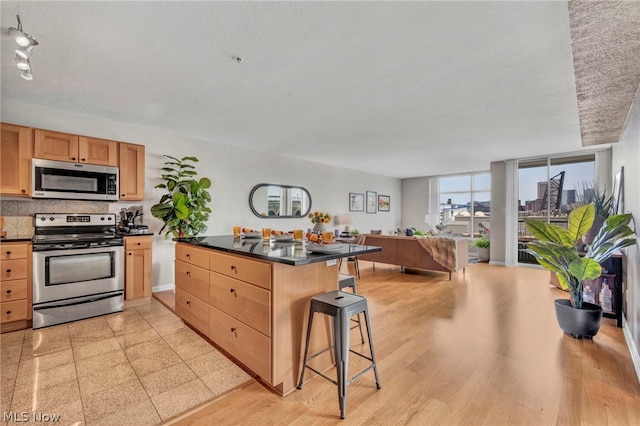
173 235 381 395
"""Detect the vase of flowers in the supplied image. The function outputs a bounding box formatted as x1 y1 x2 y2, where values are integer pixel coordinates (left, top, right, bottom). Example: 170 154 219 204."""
309 211 331 232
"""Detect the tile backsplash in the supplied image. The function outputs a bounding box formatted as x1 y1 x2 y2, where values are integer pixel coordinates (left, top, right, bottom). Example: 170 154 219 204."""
0 199 125 235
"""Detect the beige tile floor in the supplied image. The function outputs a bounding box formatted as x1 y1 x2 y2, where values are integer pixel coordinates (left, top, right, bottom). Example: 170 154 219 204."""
0 298 253 426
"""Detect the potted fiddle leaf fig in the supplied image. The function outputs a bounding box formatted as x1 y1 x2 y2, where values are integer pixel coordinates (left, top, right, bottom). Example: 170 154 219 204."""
524 204 635 338
151 155 212 239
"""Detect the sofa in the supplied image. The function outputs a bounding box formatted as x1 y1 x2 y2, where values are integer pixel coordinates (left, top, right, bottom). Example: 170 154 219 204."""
358 234 468 279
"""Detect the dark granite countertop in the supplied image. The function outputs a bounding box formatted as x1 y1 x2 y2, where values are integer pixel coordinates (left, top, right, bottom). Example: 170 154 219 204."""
175 235 382 266
0 234 34 243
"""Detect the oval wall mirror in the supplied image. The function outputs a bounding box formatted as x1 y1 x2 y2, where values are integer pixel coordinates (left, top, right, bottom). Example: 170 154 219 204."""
249 183 312 218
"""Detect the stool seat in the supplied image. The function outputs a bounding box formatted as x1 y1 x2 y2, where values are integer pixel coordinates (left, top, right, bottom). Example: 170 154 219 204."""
298 290 381 419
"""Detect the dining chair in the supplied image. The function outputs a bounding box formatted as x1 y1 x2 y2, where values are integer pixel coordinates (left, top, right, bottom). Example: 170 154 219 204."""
339 234 365 278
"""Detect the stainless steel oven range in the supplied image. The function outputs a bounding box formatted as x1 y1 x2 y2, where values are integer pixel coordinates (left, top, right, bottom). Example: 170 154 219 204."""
32 213 124 329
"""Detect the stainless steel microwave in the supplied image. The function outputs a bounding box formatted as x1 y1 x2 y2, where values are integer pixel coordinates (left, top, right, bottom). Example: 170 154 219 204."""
32 159 119 201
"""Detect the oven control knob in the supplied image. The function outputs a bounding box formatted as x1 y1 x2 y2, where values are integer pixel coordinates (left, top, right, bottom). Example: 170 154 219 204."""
107 217 112 221
101 217 105 221
40 217 46 221
49 217 55 221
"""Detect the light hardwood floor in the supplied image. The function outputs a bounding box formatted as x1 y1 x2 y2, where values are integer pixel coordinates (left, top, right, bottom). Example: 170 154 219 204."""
163 261 640 425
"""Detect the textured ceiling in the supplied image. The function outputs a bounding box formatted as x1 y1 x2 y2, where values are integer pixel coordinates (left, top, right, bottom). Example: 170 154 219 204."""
568 1 640 146
1 1 636 178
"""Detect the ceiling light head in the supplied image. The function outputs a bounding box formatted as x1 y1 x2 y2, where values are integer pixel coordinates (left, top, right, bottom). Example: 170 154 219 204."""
15 55 31 71
8 15 38 47
15 46 33 59
20 71 33 81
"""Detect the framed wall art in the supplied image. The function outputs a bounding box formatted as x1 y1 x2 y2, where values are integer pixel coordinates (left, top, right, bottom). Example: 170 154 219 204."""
349 193 364 212
612 166 624 214
366 191 377 214
378 195 390 212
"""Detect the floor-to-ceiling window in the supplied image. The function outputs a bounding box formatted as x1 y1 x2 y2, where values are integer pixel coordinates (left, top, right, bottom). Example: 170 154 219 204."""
517 154 595 263
438 172 490 237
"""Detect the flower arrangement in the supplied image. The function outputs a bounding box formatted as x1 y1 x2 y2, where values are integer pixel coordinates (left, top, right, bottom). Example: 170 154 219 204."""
308 211 332 224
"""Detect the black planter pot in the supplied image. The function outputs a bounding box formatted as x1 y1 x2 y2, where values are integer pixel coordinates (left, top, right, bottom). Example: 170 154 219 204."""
554 299 603 339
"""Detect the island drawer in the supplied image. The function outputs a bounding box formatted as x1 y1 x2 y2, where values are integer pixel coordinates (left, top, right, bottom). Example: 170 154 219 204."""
209 271 271 337
175 288 210 336
1 279 28 302
176 243 210 269
1 244 28 260
1 300 28 323
124 236 152 250
175 260 210 303
0 259 28 281
209 252 271 290
210 306 270 382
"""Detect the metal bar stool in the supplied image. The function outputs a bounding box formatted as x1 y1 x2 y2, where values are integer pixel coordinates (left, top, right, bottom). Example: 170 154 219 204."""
338 274 365 343
297 290 381 419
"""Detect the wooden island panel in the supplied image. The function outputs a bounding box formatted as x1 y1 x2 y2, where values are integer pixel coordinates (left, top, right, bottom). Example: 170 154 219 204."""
174 241 339 396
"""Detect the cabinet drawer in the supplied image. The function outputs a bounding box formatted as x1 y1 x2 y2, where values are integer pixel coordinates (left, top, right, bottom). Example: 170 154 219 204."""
125 236 152 250
175 288 209 336
1 279 27 302
0 244 28 260
176 243 209 268
0 299 28 323
210 306 270 381
209 271 271 336
210 252 271 290
0 259 28 281
175 260 210 303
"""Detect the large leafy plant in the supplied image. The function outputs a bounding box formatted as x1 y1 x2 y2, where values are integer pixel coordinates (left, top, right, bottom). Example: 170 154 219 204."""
151 155 212 239
524 204 635 308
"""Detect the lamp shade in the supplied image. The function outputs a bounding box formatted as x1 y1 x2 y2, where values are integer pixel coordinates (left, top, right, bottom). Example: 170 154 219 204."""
334 215 352 226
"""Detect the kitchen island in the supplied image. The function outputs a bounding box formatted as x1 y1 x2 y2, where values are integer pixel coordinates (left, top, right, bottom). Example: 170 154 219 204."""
173 235 381 396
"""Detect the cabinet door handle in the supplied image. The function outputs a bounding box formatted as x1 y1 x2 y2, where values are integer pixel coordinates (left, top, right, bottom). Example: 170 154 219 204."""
6 290 11 294
230 327 236 333
6 310 11 315
230 288 236 295
230 265 237 274
21 189 26 194
186 271 191 276
5 269 11 273
81 158 86 162
71 157 76 161
186 254 191 258
121 194 126 197
5 251 11 256
137 242 141 246
128 253 132 256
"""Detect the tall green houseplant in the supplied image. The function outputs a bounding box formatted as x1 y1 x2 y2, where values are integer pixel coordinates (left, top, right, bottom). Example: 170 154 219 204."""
524 204 635 308
151 155 212 239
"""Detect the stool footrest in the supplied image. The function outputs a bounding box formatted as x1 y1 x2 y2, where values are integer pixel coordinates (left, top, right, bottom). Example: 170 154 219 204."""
303 366 339 386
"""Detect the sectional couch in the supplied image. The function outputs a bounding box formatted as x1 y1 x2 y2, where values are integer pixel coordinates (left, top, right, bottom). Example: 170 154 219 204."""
358 234 468 280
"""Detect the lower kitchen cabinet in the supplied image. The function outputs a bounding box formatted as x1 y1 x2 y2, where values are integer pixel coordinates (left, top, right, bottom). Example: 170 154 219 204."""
124 236 152 300
0 242 32 332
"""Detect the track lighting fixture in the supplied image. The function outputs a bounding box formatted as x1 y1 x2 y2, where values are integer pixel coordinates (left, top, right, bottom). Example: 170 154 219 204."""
8 15 38 80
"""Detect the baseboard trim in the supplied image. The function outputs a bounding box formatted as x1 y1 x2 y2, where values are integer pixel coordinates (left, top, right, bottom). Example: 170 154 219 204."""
489 260 506 266
153 283 175 293
623 316 640 384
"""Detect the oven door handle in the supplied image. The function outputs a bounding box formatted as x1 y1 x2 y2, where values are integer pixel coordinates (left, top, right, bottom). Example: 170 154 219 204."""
33 292 123 310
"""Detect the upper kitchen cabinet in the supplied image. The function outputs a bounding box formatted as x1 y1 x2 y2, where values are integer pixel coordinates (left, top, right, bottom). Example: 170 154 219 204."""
34 130 118 166
119 143 145 200
1 123 32 197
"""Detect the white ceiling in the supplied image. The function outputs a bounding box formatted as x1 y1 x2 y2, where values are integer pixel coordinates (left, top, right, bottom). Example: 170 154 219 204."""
0 1 600 178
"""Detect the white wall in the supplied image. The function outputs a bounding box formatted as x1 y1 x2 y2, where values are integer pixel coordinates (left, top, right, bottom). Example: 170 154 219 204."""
2 99 401 290
611 86 640 380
